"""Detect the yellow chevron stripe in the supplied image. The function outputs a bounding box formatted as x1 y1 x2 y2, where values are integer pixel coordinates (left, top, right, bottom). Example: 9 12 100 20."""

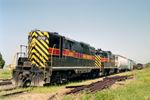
28 31 49 68
31 55 44 67
95 63 99 66
95 63 101 67
29 31 49 49
95 55 101 67
28 41 36 53
36 32 49 49
37 31 44 36
95 56 101 58
43 31 49 38
95 57 101 61
95 56 101 61
32 32 38 37
95 57 100 61
29 43 47 61
95 62 100 65
28 43 32 53
95 59 101 63
38 31 49 44
31 57 40 66
40 39 49 49
31 60 37 66
34 46 48 60
35 46 48 60
31 49 47 63
28 44 35 59
32 38 49 55
44 32 49 44
37 31 49 44
31 58 41 67
28 50 32 58
46 40 49 44
95 60 101 65
95 56 101 59
95 62 101 66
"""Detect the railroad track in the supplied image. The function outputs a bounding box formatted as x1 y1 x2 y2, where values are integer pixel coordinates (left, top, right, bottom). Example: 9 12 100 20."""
0 81 12 86
0 85 17 92
1 90 28 97
0 79 13 92
0 78 16 92
66 75 134 94
0 78 12 81
0 79 26 98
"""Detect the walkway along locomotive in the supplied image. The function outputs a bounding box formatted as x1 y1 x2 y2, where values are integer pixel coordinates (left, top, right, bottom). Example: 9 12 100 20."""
12 30 136 87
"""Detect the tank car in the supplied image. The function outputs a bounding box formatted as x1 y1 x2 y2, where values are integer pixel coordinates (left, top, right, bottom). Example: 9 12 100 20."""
115 55 133 71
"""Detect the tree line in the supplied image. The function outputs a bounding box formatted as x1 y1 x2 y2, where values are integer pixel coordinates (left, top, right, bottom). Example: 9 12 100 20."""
0 52 5 69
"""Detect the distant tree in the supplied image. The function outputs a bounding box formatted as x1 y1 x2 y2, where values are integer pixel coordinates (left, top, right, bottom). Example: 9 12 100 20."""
0 53 5 69
144 63 150 68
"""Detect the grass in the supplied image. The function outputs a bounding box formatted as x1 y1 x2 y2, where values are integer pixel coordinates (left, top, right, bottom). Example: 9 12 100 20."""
63 68 150 100
0 69 12 79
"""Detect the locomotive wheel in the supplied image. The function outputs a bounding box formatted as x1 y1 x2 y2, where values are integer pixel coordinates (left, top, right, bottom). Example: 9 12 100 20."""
104 69 110 76
51 72 68 84
60 73 68 84
90 70 100 78
114 69 119 73
23 79 31 87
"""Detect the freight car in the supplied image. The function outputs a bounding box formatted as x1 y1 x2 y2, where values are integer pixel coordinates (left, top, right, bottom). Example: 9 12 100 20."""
12 30 102 87
134 63 143 70
115 55 136 71
128 59 136 70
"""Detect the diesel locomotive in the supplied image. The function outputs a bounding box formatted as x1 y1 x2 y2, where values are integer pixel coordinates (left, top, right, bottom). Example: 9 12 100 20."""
12 30 136 87
12 30 102 87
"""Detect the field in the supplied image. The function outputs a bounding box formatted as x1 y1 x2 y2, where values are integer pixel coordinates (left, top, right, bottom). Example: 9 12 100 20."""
0 69 11 79
63 67 150 100
0 67 150 100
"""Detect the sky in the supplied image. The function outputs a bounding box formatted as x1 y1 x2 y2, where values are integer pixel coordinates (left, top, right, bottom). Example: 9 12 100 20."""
0 0 150 65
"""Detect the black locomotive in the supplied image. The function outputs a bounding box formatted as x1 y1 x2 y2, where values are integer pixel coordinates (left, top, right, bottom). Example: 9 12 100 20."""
12 30 102 87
